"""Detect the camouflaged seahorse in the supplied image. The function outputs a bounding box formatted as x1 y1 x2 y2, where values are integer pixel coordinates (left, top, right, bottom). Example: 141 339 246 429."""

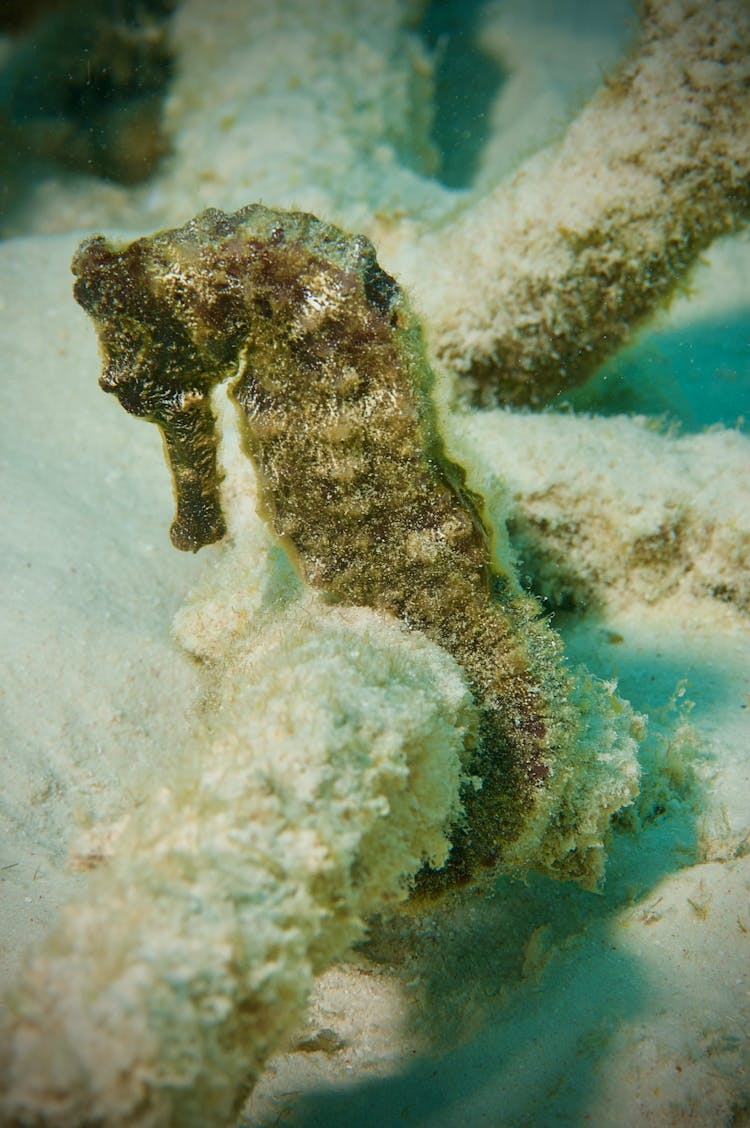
72 204 581 891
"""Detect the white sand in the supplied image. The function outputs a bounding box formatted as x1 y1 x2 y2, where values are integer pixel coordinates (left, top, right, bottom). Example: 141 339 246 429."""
0 234 205 985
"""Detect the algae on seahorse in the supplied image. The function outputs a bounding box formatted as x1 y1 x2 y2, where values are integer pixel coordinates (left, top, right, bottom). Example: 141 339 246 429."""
73 204 638 891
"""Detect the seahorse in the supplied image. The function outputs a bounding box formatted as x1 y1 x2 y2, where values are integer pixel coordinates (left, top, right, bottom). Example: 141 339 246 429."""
72 204 601 892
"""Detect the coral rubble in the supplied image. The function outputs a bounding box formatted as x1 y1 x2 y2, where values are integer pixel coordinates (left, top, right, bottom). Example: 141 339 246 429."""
413 0 750 405
461 410 750 616
0 604 473 1128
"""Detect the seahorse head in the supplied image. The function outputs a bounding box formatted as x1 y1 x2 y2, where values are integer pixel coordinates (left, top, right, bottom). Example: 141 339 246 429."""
71 205 408 550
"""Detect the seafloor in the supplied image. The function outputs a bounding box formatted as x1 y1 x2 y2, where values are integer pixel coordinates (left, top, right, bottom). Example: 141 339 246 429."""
1 2 749 1126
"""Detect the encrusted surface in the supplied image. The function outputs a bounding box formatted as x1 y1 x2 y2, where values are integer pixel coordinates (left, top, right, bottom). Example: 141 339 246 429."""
418 0 750 405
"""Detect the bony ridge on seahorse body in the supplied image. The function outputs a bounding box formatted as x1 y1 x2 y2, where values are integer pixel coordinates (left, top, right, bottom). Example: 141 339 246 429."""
72 203 635 892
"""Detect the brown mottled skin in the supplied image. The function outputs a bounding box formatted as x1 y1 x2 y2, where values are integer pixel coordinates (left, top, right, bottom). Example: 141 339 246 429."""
73 204 577 891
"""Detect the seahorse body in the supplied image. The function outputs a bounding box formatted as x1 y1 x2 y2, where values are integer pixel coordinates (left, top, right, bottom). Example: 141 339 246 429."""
73 205 583 890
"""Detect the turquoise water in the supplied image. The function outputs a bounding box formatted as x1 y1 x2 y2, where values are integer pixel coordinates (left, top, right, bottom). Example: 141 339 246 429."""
562 308 750 432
